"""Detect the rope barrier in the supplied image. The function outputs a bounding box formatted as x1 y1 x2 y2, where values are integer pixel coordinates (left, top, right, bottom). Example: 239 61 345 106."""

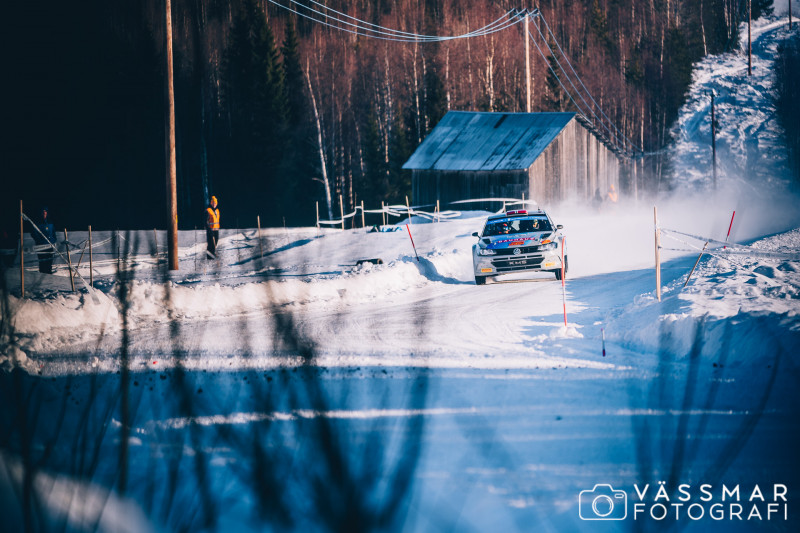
660 227 800 261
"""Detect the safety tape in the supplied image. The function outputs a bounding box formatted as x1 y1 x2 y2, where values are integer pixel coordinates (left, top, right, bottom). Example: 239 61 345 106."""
660 227 799 261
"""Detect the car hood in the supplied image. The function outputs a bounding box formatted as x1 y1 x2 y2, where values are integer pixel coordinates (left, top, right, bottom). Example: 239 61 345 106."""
480 231 554 249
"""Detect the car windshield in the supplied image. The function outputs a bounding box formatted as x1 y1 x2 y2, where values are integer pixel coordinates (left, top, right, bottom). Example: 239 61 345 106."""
483 216 552 236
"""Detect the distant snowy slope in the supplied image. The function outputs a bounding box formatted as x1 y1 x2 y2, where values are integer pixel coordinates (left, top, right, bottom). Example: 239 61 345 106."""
670 8 797 193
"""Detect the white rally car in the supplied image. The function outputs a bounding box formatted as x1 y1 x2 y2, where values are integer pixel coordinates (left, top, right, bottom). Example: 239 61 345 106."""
472 209 567 285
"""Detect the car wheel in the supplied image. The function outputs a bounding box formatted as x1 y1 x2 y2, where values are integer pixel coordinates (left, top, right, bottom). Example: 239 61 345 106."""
554 256 568 281
475 276 487 285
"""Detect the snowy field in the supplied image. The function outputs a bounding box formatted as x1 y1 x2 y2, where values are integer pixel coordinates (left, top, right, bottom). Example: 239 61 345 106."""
3 8 800 533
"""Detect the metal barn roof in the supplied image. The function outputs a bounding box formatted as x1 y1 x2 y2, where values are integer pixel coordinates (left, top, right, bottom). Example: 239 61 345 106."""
402 111 576 171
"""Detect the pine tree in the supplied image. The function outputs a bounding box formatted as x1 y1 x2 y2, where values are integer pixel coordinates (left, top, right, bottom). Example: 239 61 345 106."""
222 0 288 224
280 17 318 225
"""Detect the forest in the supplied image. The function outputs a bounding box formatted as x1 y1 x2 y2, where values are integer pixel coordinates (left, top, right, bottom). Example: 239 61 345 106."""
3 0 773 230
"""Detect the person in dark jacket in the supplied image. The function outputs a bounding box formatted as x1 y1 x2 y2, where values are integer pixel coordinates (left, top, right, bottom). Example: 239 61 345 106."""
32 207 57 273
205 196 220 259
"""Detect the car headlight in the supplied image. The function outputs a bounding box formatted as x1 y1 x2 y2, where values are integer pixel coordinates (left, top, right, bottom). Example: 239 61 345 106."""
478 248 496 256
539 242 557 251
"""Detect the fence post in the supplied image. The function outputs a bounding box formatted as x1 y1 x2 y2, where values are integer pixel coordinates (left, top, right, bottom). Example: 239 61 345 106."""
257 215 264 259
65 229 75 292
153 228 158 258
340 194 345 230
361 200 365 228
436 200 440 223
654 206 661 302
88 225 93 288
316 201 320 230
19 200 24 297
381 201 386 226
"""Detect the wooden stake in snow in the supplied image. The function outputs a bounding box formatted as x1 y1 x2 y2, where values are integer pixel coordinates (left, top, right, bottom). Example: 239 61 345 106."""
561 236 568 327
257 216 264 259
406 224 420 262
361 200 365 228
382 201 386 226
654 207 662 302
153 228 158 258
684 242 709 288
65 229 75 292
601 327 606 357
19 200 24 298
315 201 320 230
88 225 93 288
340 194 345 231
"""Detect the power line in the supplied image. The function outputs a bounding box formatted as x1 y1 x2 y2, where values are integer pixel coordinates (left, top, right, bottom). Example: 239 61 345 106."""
266 1 522 42
531 9 642 154
525 14 636 157
267 2 638 158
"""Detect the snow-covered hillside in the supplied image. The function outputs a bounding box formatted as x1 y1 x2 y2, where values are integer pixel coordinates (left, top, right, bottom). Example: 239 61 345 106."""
670 4 797 195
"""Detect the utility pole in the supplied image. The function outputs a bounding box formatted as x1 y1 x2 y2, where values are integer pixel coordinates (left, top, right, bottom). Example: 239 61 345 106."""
165 0 179 270
711 92 717 190
748 0 752 76
525 13 531 112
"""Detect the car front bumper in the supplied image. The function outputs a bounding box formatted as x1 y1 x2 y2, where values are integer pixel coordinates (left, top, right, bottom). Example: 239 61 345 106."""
473 249 562 277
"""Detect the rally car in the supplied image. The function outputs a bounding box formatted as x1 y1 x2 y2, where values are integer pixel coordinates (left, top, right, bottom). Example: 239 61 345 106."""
471 209 567 285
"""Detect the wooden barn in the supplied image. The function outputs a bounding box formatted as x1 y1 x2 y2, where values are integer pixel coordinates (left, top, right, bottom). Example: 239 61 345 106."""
403 111 621 209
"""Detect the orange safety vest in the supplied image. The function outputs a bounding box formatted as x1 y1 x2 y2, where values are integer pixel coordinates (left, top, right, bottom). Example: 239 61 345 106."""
206 207 220 230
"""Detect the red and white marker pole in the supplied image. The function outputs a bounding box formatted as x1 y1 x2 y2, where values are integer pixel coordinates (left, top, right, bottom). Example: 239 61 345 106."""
724 211 736 249
406 224 420 262
561 237 567 327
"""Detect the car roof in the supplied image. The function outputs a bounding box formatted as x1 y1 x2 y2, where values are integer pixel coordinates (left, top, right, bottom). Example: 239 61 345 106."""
487 210 548 221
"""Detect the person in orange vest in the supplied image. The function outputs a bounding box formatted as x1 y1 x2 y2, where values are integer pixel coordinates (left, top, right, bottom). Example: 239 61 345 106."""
607 184 618 203
206 196 220 259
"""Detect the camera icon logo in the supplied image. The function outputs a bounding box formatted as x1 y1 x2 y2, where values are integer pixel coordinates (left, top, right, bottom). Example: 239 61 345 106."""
578 484 627 520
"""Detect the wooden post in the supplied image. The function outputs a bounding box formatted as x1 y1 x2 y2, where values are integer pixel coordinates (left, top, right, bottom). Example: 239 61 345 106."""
153 228 158 257
257 215 264 259
65 229 75 292
165 0 179 271
315 201 320 229
339 194 345 230
522 192 525 208
361 201 365 229
381 201 386 226
524 13 531 113
88 225 93 288
684 242 708 288
654 207 661 302
747 0 752 76
19 200 24 297
711 92 717 190
436 199 440 223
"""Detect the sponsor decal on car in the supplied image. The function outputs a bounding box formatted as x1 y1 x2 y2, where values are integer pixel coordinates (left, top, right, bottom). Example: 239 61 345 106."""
544 262 556 268
480 268 493 273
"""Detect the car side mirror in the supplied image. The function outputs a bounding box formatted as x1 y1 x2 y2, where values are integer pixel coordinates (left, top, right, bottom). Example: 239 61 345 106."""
556 225 563 230
472 232 479 237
